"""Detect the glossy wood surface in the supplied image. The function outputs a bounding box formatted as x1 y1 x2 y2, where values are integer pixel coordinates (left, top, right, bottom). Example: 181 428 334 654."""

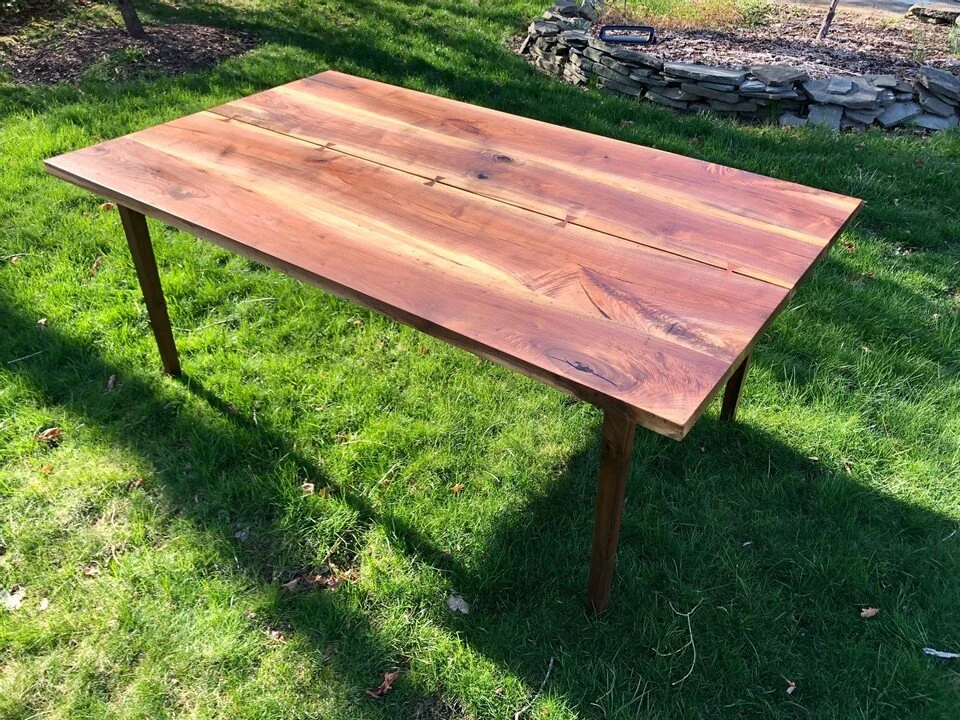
45 71 861 439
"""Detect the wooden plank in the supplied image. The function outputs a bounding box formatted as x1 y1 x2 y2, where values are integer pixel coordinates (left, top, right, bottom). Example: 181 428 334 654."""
45 134 735 438
720 353 751 422
128 111 789 363
587 411 636 613
210 71 862 288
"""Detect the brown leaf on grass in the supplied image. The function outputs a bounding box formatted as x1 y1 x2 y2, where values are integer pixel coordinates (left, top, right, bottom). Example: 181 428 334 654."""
89 255 104 277
861 607 880 618
127 477 145 490
99 202 115 211
450 483 465 494
36 427 61 446
39 464 53 475
841 240 855 252
106 375 116 391
281 577 300 592
365 670 399 699
81 564 100 577
9 256 20 266
301 482 315 494
786 680 797 695
265 627 287 643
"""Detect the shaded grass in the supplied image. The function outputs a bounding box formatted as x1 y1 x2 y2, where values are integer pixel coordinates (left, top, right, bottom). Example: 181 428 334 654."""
0 0 959 718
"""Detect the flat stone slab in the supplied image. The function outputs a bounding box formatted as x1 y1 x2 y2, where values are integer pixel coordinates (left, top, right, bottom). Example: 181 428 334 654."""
749 64 808 87
662 62 748 85
808 104 843 131
919 87 956 117
827 77 854 94
908 2 960 24
877 101 923 127
802 78 882 109
908 112 960 130
779 112 807 127
919 66 960 102
680 82 742 103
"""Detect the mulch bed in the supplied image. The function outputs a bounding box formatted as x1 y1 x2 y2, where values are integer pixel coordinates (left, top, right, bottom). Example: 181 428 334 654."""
608 5 959 79
1 22 258 84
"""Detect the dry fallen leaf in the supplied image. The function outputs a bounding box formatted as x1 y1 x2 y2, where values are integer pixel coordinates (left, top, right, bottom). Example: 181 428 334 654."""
37 317 47 328
81 564 100 577
365 670 399 698
128 477 145 490
89 255 104 277
1 587 25 612
38 598 50 611
36 427 61 445
861 607 880 619
99 202 115 211
9 256 20 266
281 577 300 592
786 680 797 695
447 593 470 615
301 482 315 494
106 375 117 391
450 483 465 494
265 628 287 643
39 464 53 475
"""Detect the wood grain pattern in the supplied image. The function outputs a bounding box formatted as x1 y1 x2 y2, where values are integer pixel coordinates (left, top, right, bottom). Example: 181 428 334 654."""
44 71 862 439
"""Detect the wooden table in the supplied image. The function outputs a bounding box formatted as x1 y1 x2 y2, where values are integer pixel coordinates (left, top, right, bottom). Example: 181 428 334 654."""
45 71 861 612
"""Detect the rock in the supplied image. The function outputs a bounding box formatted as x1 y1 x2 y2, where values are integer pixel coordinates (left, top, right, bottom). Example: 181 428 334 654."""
598 78 644 97
807 104 844 131
558 30 590 47
579 0 601 21
827 77 854 94
629 73 670 87
844 107 879 124
582 47 605 63
749 64 808 87
662 62 748 85
529 20 560 38
779 112 807 127
645 91 689 109
553 0 581 16
908 112 959 129
918 66 960 102
802 78 882 109
918 87 956 117
698 80 740 92
599 55 635 76
646 85 700 101
908 2 960 24
876 101 923 127
709 99 759 113
680 82 742 103
864 74 899 88
739 79 767 94
606 47 663 70
740 86 801 100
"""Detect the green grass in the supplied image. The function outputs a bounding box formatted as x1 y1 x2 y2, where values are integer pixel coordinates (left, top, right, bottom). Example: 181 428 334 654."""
1 0 960 718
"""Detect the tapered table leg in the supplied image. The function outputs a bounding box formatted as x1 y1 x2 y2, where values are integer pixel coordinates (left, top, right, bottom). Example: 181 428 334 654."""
118 205 181 375
587 411 637 614
720 353 751 422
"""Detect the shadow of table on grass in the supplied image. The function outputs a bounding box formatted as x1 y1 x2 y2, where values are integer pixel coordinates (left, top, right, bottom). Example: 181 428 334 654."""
3 290 958 716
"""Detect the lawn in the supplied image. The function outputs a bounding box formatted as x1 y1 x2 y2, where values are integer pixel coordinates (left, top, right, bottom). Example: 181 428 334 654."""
1 0 959 718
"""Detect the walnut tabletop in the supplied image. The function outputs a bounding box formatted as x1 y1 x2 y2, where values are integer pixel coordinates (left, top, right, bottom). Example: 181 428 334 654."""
45 70 862 611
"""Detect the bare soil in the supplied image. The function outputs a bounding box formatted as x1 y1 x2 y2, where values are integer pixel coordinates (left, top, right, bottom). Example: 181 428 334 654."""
1 22 258 85
604 5 959 78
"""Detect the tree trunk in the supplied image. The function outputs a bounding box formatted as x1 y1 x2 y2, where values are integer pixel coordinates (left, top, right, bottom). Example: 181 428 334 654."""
817 0 840 41
116 0 146 39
